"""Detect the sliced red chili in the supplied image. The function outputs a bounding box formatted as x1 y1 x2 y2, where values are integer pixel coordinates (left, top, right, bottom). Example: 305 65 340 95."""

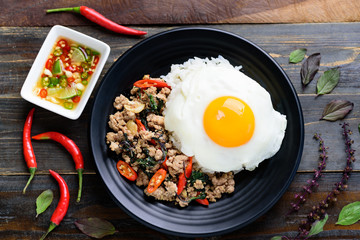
72 96 81 103
39 88 47 98
185 157 193 178
135 118 146 131
135 118 156 145
116 160 137 181
45 59 54 70
147 168 166 193
133 79 171 89
195 197 209 206
177 173 186 195
93 55 99 65
161 156 168 170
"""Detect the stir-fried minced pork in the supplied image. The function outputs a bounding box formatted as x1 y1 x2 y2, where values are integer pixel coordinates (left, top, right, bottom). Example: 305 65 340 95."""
106 75 235 207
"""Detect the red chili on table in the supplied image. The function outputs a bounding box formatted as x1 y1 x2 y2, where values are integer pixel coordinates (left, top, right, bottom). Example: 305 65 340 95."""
40 170 70 240
32 132 84 202
46 6 147 36
22 108 37 194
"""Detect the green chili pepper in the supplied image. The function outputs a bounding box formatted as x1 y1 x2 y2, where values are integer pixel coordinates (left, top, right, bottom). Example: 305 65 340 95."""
59 78 67 88
81 62 89 70
50 77 59 86
81 72 88 80
76 89 82 96
81 80 88 85
53 49 63 57
41 77 50 87
63 102 74 110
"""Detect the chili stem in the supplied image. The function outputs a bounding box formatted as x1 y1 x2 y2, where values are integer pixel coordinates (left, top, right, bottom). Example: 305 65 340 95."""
76 168 83 202
40 222 57 240
46 7 80 14
23 167 36 194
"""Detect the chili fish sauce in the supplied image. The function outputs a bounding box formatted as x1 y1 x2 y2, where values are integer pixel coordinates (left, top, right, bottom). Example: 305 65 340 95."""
33 37 100 110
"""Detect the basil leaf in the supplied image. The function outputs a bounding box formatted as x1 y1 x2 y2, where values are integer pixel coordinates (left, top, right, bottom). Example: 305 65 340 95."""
271 236 283 240
300 53 321 86
317 67 340 95
36 189 53 217
320 100 354 121
308 214 328 237
75 218 117 239
289 48 307 63
336 201 360 225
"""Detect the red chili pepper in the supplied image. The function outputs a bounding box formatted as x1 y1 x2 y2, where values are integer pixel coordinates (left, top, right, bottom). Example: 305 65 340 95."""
40 170 70 240
32 132 84 202
185 157 193 178
161 156 168 170
117 160 137 181
135 118 157 145
39 88 48 98
23 108 37 194
133 79 171 89
147 168 166 193
195 197 209 206
46 6 147 36
177 173 186 195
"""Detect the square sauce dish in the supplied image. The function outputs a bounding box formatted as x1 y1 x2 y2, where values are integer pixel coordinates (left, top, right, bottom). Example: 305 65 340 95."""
21 25 110 120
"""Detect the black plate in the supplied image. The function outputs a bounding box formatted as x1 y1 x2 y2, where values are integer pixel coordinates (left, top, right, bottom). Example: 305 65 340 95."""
90 27 304 237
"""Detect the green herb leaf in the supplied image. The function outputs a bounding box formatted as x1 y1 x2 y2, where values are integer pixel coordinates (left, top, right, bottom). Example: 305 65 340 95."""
75 218 117 239
358 123 360 134
301 53 321 86
308 213 328 237
320 100 354 121
271 237 283 240
336 201 360 225
316 67 340 95
36 189 53 217
289 48 307 63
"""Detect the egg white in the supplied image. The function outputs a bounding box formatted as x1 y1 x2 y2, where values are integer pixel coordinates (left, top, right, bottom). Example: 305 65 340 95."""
162 56 287 173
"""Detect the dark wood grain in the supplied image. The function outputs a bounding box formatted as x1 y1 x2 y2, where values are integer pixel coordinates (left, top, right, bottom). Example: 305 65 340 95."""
2 173 360 239
1 23 360 239
2 0 360 26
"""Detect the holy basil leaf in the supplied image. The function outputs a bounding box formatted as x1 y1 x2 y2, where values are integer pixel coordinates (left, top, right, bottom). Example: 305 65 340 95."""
336 201 360 225
308 214 328 237
271 236 283 240
317 67 340 95
75 218 117 239
300 53 321 86
289 48 307 63
320 100 354 121
36 189 53 217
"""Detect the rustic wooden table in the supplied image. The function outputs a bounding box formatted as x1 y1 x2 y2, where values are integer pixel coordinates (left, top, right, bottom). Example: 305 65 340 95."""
1 1 360 239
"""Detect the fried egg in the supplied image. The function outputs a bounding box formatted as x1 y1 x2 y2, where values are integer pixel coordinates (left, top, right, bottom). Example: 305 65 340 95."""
162 56 287 172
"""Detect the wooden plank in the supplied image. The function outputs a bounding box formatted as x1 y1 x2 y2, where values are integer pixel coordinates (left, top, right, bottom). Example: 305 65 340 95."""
1 24 360 175
1 0 360 26
2 24 360 97
0 94 358 174
2 173 360 239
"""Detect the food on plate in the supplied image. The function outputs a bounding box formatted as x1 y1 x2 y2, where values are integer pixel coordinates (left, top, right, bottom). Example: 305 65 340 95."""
33 38 100 110
163 56 287 172
106 56 287 207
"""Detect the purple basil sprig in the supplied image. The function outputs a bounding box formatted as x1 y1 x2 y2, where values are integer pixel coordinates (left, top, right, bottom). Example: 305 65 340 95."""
288 134 328 215
296 122 355 239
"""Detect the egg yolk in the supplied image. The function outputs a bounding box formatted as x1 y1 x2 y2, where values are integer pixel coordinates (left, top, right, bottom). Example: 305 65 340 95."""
203 96 255 147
